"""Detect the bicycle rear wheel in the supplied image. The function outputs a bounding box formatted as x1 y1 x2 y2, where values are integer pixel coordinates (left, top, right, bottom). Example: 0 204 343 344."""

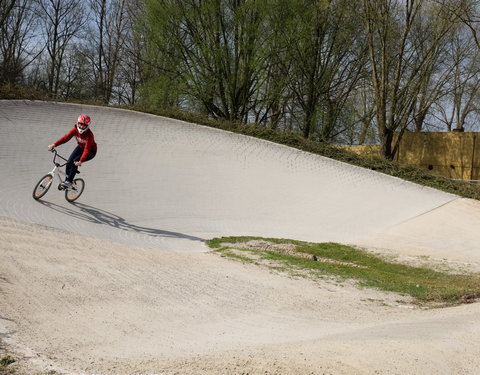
65 178 85 202
32 174 53 200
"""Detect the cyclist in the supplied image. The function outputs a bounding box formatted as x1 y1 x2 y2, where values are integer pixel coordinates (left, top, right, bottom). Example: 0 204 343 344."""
48 114 97 188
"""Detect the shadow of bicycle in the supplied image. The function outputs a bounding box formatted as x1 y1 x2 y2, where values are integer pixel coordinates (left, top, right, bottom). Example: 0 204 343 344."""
37 200 204 242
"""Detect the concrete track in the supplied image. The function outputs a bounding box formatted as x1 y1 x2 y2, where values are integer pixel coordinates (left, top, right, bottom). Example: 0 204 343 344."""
2 100 475 257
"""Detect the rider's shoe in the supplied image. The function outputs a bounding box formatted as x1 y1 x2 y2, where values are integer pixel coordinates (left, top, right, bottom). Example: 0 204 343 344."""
61 180 72 189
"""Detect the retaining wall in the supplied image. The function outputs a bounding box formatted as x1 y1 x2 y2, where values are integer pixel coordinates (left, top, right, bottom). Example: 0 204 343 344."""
396 132 480 181
342 132 480 181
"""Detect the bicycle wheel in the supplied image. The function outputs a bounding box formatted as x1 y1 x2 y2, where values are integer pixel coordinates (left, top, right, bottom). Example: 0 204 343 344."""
32 174 54 200
65 178 85 202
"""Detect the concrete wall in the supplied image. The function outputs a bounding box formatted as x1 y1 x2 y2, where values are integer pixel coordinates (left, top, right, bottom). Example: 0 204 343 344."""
341 132 480 182
396 132 480 181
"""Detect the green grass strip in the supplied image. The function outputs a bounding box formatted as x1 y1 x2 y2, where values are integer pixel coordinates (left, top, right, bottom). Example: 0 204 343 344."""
207 236 480 306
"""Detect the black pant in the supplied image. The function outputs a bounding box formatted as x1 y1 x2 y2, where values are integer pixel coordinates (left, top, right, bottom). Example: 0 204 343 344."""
66 145 96 182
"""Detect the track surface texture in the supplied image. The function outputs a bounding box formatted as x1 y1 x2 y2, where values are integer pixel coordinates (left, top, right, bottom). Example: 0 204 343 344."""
1 100 480 374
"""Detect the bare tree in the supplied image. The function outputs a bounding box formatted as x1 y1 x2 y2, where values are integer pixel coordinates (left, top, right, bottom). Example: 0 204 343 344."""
0 0 16 27
87 0 130 104
437 0 480 131
61 44 91 100
113 0 146 105
362 0 457 159
272 0 365 141
432 26 480 131
343 79 377 145
409 1 460 132
449 0 480 46
0 0 39 85
248 1 292 129
36 0 86 97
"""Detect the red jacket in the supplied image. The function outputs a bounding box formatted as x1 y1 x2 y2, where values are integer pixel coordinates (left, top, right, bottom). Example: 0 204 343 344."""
54 126 97 163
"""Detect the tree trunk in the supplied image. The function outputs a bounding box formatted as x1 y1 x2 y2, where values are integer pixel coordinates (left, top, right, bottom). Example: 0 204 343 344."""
380 126 394 159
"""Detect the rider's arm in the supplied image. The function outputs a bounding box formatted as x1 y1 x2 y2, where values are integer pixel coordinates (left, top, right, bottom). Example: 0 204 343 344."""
52 127 76 148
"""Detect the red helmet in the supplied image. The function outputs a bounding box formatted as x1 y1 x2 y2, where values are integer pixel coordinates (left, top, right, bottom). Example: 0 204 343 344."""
77 114 91 134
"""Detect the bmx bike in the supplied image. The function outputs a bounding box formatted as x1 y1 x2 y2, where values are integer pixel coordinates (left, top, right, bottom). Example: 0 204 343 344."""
32 149 85 202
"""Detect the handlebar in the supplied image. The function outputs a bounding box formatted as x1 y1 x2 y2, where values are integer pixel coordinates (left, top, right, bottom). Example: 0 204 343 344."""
49 148 81 173
49 148 68 166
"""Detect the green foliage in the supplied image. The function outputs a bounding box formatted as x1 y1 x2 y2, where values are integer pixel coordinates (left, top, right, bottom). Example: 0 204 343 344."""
139 75 183 109
273 0 364 139
142 0 272 121
0 83 48 100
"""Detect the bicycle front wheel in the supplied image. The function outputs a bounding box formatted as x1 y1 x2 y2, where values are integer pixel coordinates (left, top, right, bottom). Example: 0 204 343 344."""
32 174 54 200
65 178 85 202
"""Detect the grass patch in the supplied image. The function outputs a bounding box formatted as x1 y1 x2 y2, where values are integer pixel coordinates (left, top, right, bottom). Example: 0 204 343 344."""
207 236 480 307
0 356 16 375
219 248 257 264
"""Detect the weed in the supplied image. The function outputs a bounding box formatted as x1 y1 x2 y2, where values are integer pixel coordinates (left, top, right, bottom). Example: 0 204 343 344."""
0 357 15 367
0 356 16 375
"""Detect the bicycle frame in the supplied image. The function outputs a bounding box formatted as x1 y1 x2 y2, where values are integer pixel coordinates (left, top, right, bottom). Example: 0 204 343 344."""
48 149 69 183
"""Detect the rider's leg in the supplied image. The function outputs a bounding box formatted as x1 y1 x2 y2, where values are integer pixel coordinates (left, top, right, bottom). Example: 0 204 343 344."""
66 146 83 182
66 147 97 182
84 149 97 162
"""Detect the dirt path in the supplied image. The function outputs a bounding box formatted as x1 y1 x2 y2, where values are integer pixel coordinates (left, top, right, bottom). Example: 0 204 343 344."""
2 217 480 375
